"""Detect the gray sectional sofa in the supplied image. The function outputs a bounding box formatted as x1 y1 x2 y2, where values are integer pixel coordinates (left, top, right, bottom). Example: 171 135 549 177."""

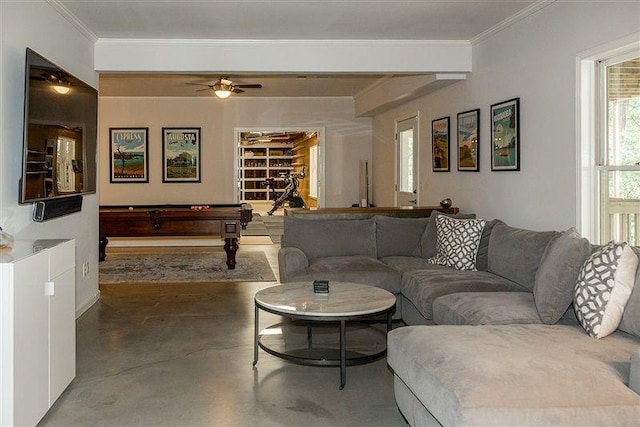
278 212 640 426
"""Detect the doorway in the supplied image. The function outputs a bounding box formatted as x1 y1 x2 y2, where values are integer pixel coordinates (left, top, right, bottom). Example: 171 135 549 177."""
395 115 419 207
236 129 322 214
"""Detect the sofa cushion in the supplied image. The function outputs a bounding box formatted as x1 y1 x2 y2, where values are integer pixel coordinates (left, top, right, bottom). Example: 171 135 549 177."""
387 324 640 427
574 241 638 339
534 228 592 325
400 267 527 320
433 292 542 325
282 216 376 261
475 219 500 272
619 246 640 338
488 223 560 291
428 215 486 270
375 216 429 258
379 256 433 273
286 255 402 294
412 211 476 259
631 350 640 394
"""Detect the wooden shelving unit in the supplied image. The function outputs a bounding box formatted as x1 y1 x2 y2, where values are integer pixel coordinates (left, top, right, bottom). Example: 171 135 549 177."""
239 143 294 202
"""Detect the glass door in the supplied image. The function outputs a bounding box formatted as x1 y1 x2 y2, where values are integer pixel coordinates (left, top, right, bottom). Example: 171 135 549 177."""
395 116 419 206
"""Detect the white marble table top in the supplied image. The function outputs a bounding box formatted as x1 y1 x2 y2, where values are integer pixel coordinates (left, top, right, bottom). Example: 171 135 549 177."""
255 282 396 317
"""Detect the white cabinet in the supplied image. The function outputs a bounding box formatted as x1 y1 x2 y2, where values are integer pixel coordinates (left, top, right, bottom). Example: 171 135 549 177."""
239 144 294 202
0 239 76 427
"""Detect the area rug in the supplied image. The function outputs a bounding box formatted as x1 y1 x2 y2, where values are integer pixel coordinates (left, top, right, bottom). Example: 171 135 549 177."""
99 251 276 283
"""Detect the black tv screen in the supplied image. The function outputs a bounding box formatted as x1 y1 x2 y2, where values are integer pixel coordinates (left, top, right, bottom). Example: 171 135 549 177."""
20 48 97 204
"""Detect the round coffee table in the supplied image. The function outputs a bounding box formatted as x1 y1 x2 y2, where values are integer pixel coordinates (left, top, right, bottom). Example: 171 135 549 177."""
252 281 396 389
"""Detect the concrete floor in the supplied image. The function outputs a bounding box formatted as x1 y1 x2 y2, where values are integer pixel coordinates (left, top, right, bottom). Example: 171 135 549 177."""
39 243 407 427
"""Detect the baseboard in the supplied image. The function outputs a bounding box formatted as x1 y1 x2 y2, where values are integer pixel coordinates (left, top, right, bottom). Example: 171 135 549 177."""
76 291 100 318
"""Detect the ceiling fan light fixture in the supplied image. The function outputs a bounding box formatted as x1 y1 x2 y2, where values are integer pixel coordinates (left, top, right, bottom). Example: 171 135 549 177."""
213 82 232 99
52 84 71 94
46 74 71 94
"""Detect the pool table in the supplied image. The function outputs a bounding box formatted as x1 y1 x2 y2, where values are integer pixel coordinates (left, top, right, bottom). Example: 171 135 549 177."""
99 203 253 269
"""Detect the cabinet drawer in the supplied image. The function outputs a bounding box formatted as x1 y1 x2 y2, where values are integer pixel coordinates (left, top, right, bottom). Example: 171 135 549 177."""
49 240 75 278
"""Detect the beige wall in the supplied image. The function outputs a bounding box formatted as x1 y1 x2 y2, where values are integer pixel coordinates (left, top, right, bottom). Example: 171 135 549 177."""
99 96 372 208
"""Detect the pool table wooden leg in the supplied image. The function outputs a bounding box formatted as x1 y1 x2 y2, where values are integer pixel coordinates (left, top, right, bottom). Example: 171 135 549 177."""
224 237 239 269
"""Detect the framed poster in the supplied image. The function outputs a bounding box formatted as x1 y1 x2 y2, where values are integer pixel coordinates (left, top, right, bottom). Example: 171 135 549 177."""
432 116 450 172
109 128 149 183
491 98 520 171
162 127 201 182
457 109 480 172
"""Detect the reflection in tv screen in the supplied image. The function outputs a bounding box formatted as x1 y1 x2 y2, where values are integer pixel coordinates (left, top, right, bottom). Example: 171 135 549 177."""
20 48 97 204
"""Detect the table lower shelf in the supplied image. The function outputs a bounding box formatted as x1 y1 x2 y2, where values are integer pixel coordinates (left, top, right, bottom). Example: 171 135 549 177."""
254 319 390 389
258 330 387 367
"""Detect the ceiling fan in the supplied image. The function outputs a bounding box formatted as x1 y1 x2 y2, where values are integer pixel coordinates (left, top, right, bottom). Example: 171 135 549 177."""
187 76 262 99
29 69 73 94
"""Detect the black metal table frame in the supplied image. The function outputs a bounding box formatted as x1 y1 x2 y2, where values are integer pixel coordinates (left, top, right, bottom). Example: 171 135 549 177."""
252 300 395 390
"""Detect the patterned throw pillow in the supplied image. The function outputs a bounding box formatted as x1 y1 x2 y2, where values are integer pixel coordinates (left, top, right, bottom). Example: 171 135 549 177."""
427 215 486 271
573 241 638 339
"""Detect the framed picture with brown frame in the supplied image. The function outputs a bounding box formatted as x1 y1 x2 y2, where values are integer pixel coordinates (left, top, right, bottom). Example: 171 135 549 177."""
432 116 450 172
109 127 149 183
490 98 520 171
162 127 201 182
457 109 480 172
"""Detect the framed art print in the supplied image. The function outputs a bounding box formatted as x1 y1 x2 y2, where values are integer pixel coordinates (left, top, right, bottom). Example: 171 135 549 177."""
491 98 520 171
109 128 149 183
432 116 450 172
457 109 480 171
162 127 201 182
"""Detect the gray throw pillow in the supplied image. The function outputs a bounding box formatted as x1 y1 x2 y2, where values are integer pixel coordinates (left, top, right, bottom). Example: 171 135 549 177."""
487 223 560 291
475 219 501 272
412 211 476 259
619 246 640 338
533 228 591 324
375 216 429 258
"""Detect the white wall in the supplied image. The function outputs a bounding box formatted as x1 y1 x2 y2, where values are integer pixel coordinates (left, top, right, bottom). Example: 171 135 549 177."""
99 96 372 208
0 1 100 315
371 1 640 231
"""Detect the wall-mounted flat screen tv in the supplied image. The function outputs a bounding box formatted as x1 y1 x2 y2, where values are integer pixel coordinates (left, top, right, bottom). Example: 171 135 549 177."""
20 48 97 204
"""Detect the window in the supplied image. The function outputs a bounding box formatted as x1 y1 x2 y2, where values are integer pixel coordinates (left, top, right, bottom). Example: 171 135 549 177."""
598 54 640 245
399 128 414 193
395 115 418 206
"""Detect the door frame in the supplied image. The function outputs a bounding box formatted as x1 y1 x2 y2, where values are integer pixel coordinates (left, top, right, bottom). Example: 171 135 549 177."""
234 127 325 207
394 112 420 206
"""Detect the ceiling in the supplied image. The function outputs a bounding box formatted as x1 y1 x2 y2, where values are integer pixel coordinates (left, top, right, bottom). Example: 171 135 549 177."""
99 73 389 97
59 0 538 97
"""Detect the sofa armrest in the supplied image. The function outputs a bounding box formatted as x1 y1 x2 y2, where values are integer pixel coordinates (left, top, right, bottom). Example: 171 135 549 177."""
278 247 309 283
630 350 640 394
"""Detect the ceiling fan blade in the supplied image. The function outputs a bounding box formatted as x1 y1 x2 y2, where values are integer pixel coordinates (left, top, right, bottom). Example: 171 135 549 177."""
235 84 262 89
186 82 214 87
196 88 212 92
232 88 245 94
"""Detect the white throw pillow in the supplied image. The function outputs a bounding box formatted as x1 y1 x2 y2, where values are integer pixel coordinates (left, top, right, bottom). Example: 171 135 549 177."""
427 215 486 271
573 241 638 339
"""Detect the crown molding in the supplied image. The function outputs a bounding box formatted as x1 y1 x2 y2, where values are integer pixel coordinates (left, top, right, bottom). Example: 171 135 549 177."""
95 38 470 48
471 0 556 45
46 0 98 43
